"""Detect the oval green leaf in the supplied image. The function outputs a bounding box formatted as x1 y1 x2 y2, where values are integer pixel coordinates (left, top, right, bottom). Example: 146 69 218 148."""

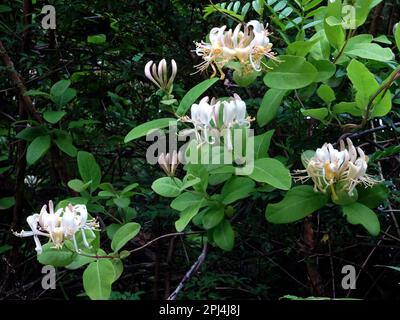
266 185 328 223
249 158 292 190
124 118 176 143
264 55 318 90
83 259 115 300
176 78 219 116
111 222 141 252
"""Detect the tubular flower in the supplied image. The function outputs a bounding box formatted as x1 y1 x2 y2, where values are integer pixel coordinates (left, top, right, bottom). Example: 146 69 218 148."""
181 94 252 150
13 201 99 254
194 20 276 79
294 139 379 198
158 150 182 177
144 58 177 93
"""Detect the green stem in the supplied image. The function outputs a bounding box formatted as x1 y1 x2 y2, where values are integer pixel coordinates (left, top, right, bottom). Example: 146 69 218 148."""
361 67 400 127
333 29 355 64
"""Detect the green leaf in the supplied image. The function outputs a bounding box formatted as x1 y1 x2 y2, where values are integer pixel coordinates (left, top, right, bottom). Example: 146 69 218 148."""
27 135 51 165
54 132 77 157
113 197 130 208
301 108 329 121
67 179 91 193
170 192 205 211
83 259 115 300
347 59 376 108
202 206 225 229
317 84 335 104
124 118 176 142
176 78 219 116
0 197 15 210
213 219 234 251
50 80 70 98
52 88 76 107
151 177 183 198
347 59 392 118
249 158 292 190
0 244 12 254
43 111 66 124
111 259 124 281
87 34 107 44
221 177 255 204
311 60 336 82
111 222 141 252
180 176 201 191
266 185 328 223
395 24 400 51
16 127 47 142
121 183 139 194
254 130 275 159
175 202 202 232
332 102 362 116
66 249 106 270
0 5 12 13
264 56 318 90
373 35 391 45
324 0 345 50
353 0 374 28
380 265 400 273
37 243 76 267
346 34 374 49
257 89 286 126
186 163 209 193
309 31 331 60
106 224 122 240
286 39 318 57
98 191 115 198
344 43 394 62
357 184 389 208
24 90 51 99
232 69 259 87
77 151 101 190
342 202 380 236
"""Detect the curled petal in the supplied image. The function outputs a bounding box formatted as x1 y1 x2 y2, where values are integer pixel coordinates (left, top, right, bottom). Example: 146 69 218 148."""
166 59 178 89
144 60 159 88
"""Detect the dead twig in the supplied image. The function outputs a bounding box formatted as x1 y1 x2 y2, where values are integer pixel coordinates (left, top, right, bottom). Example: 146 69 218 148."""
167 242 208 300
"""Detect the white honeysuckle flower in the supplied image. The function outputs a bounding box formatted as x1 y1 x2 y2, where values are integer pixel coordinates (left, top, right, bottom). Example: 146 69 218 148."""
158 150 182 177
181 94 252 150
144 58 177 93
194 20 276 78
13 201 99 255
223 100 236 126
61 205 78 237
27 214 45 254
39 200 62 232
294 138 379 197
199 101 213 125
232 94 247 124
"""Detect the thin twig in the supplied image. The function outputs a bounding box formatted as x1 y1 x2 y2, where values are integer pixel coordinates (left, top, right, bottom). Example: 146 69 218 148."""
346 226 391 298
167 242 208 300
129 231 203 254
335 122 400 146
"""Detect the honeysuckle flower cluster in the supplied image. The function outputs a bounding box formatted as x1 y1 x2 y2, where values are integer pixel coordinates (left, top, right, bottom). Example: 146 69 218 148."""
158 151 182 177
194 20 276 78
294 138 379 198
144 59 177 94
13 201 99 254
181 94 252 150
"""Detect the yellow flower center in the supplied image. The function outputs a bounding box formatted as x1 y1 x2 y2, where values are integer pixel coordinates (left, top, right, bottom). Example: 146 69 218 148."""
323 161 335 182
